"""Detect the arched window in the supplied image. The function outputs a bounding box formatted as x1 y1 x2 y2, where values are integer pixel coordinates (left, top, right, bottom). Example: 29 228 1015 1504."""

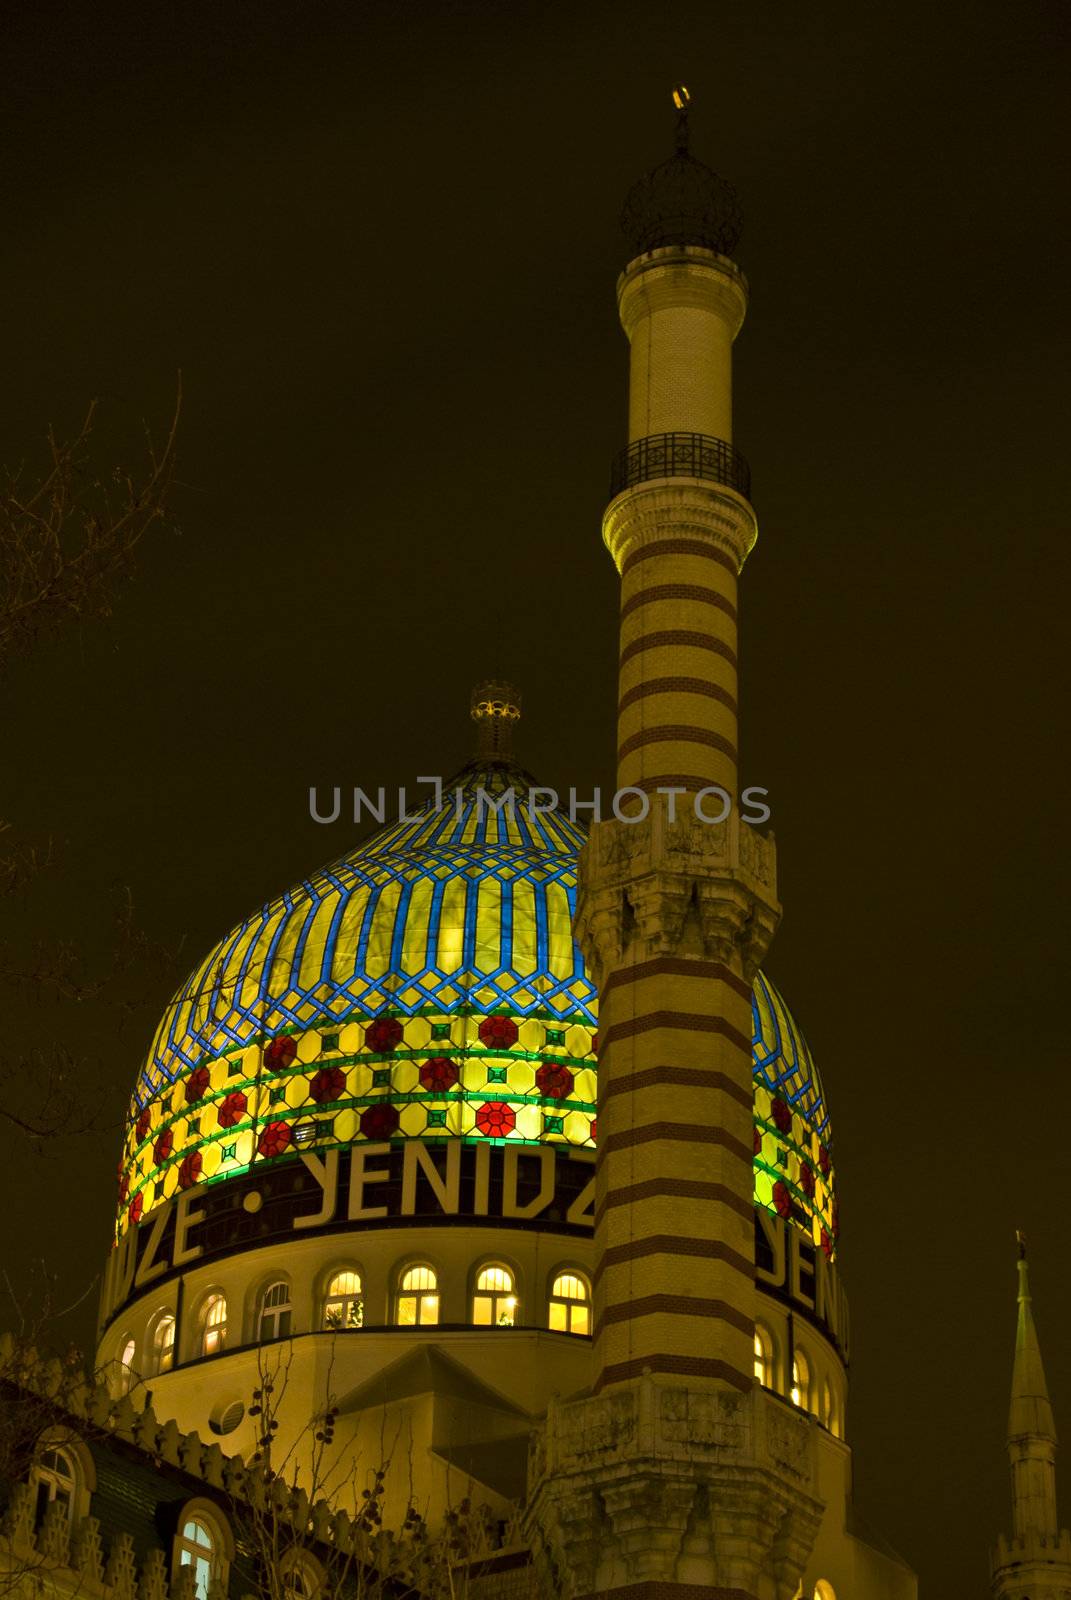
152 1314 176 1374
395 1265 439 1327
175 1513 229 1600
322 1271 363 1330
791 1347 811 1410
31 1446 76 1529
754 1324 774 1388
472 1264 517 1327
258 1282 292 1341
821 1376 834 1429
201 1294 227 1356
118 1337 136 1394
548 1272 591 1335
282 1553 323 1600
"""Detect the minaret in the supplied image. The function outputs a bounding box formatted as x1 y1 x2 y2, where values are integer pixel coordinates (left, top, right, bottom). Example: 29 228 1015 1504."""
526 92 822 1600
992 1236 1071 1600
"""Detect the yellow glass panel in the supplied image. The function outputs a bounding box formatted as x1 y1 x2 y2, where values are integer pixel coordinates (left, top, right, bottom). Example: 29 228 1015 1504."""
571 1304 590 1335
297 892 342 990
472 1296 492 1326
237 904 289 1012
330 884 371 982
548 1302 567 1332
545 882 573 979
511 879 537 973
436 878 467 973
421 1294 440 1325
400 876 434 975
365 882 401 979
475 875 501 973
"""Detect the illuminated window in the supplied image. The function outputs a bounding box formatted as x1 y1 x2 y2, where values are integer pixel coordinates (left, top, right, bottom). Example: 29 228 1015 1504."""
754 1324 774 1388
791 1348 811 1411
472 1264 517 1327
396 1265 439 1327
31 1446 76 1528
152 1314 176 1374
201 1294 227 1356
118 1337 136 1394
323 1271 363 1330
548 1272 590 1335
176 1516 225 1600
258 1281 292 1341
282 1554 322 1600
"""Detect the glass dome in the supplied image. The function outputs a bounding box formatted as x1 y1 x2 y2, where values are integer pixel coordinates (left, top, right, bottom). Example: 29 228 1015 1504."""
118 761 836 1256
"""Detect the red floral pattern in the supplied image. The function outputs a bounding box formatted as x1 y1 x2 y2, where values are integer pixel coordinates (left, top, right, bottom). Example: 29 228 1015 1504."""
258 1120 292 1158
818 1145 831 1177
770 1097 792 1134
820 1228 833 1259
178 1150 202 1188
535 1062 574 1100
310 1066 346 1104
185 1065 211 1104
772 1179 792 1220
217 1090 247 1129
118 1173 129 1205
365 1016 403 1053
753 1126 762 1156
478 1015 518 1050
136 1108 151 1142
265 1035 297 1071
360 1103 400 1140
420 1056 459 1092
591 1033 599 1057
128 1193 143 1225
799 1162 815 1198
153 1128 173 1165
475 1101 515 1138
590 1118 597 1143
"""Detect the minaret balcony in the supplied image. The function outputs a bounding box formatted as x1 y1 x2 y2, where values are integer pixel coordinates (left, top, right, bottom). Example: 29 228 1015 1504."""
609 431 751 501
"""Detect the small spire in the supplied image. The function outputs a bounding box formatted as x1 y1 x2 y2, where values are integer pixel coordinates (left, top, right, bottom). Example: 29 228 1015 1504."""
1010 1232 1056 1447
470 680 521 760
671 84 691 155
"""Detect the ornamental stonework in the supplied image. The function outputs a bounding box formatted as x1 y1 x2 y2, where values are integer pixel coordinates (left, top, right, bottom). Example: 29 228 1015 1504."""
575 809 780 984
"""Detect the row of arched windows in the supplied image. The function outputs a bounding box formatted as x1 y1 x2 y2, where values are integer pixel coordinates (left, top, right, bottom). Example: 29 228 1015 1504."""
119 1264 591 1379
753 1323 841 1436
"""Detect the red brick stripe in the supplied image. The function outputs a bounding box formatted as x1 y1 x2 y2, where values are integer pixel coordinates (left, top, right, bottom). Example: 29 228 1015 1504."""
601 1012 752 1055
602 956 751 1003
596 1294 754 1339
619 631 738 671
600 1065 752 1114
600 1122 753 1164
593 1235 753 1287
618 676 738 717
620 584 737 625
618 724 738 764
594 1354 753 1394
627 773 734 796
593 1177 754 1229
621 538 738 581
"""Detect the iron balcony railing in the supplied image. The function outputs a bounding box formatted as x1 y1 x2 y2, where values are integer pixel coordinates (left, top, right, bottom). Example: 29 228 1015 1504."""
609 431 751 500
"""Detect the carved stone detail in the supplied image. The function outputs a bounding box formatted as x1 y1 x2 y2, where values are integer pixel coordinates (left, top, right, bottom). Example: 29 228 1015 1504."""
602 478 758 574
526 1379 823 1600
575 808 779 986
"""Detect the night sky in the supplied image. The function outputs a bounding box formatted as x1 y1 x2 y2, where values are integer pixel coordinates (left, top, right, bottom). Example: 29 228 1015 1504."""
2 2 1069 1594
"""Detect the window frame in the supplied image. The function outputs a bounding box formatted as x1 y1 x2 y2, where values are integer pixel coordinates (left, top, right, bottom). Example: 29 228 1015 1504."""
321 1268 364 1332
171 1498 234 1600
151 1311 177 1374
753 1322 775 1389
471 1262 518 1327
395 1262 440 1327
200 1292 228 1357
791 1345 811 1411
548 1269 591 1336
258 1280 293 1342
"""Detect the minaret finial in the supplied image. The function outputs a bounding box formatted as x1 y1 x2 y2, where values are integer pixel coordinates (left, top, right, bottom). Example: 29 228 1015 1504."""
671 84 691 155
470 680 521 760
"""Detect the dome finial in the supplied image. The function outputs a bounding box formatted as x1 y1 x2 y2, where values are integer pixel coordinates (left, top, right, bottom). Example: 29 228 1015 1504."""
671 84 691 155
470 680 521 759
620 90 742 259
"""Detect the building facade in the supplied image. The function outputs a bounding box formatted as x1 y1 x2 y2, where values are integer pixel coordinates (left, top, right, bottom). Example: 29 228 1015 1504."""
88 97 927 1599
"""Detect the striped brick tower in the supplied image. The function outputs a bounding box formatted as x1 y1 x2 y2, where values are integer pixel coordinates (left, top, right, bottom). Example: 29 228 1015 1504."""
526 92 823 1600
